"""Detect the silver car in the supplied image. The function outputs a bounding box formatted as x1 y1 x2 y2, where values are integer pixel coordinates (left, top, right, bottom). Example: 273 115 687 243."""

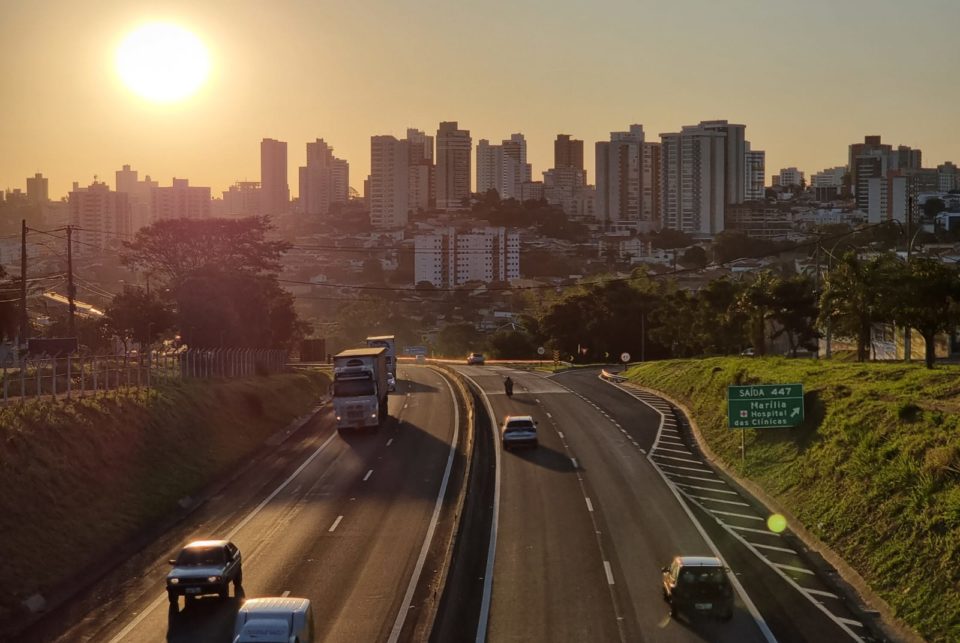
501 415 538 450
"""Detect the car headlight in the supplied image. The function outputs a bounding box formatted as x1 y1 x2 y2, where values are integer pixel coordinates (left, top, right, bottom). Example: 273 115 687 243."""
169 578 180 585
336 416 341 421
207 576 221 583
371 413 377 418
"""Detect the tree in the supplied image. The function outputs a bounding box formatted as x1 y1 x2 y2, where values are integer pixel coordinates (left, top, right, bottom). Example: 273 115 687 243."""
435 322 482 357
923 198 947 219
651 228 693 250
736 272 778 356
818 251 900 362
487 329 537 359
890 258 960 368
103 286 175 351
679 245 709 269
769 275 820 356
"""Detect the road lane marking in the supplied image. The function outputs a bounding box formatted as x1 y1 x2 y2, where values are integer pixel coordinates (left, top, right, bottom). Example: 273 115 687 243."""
673 483 740 495
363 469 373 482
657 462 715 474
570 457 578 469
666 472 727 484
749 542 798 554
386 438 394 446
687 494 751 507
653 454 705 465
658 446 694 455
535 398 540 403
729 524 782 536
546 412 552 418
108 428 339 643
710 509 764 521
603 561 615 585
281 590 291 597
585 497 594 512
839 617 865 627
775 563 815 575
557 431 564 439
329 515 344 532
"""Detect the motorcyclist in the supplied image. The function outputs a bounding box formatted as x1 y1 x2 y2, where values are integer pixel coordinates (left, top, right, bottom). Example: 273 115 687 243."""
504 376 514 396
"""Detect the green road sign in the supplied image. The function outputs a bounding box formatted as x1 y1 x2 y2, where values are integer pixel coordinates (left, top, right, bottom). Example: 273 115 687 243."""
727 383 804 428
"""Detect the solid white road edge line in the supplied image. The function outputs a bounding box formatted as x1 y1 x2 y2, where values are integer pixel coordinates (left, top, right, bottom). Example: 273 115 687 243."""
386 369 460 643
456 370 501 643
108 429 340 643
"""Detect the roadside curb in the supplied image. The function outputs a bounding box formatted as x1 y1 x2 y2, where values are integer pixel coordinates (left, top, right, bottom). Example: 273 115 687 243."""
608 376 923 643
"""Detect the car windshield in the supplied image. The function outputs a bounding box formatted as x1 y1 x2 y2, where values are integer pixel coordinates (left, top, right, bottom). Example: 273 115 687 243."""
679 567 726 586
334 380 375 397
176 547 225 567
506 421 534 431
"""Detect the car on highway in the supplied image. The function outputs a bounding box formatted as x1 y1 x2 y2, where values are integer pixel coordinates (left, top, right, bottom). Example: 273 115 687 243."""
233 596 314 643
466 352 485 365
500 415 538 450
167 539 243 606
661 555 734 621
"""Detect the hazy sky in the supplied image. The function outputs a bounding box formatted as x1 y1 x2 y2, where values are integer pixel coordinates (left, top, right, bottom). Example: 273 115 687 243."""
2 0 958 200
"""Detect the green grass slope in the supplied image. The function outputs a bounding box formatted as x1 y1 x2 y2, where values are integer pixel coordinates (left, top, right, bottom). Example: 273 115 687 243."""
0 372 327 622
625 358 960 642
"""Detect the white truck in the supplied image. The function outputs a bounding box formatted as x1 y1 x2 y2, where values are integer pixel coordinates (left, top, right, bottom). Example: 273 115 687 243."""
365 335 396 390
332 347 388 430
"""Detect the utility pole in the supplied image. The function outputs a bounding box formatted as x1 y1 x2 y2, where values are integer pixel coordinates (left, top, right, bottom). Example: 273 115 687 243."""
19 219 28 346
66 224 77 338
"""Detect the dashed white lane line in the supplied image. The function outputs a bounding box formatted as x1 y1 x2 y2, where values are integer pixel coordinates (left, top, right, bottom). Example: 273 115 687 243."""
557 431 564 439
386 438 394 447
546 412 553 418
363 469 373 482
535 398 541 403
329 515 344 532
585 497 594 512
775 563 816 575
603 561 615 585
570 457 579 469
281 590 291 597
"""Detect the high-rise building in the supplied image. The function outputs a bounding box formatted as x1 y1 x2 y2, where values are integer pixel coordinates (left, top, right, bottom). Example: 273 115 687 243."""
554 134 584 173
776 167 804 188
369 135 410 228
811 166 846 201
260 138 289 215
406 128 435 212
476 134 531 201
659 125 726 236
596 125 655 228
115 164 158 231
848 136 892 201
222 181 261 217
744 146 766 201
69 181 131 255
414 226 519 287
151 179 211 221
436 122 471 211
938 162 958 192
26 173 48 205
699 120 746 205
298 139 349 216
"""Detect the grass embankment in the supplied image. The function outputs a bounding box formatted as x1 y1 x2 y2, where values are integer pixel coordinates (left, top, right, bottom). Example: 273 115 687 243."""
0 372 328 622
624 358 960 642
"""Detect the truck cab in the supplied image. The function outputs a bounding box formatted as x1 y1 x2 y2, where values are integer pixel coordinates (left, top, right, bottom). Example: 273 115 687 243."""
332 348 388 431
233 597 314 643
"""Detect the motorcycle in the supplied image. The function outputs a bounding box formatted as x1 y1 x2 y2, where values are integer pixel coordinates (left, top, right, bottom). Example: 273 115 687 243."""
504 378 514 397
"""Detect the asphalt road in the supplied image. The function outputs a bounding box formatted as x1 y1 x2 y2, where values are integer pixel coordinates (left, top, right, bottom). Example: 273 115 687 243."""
457 365 864 643
23 365 460 643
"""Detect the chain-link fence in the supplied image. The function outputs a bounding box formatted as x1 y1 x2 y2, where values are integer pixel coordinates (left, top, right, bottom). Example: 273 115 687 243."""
0 348 288 405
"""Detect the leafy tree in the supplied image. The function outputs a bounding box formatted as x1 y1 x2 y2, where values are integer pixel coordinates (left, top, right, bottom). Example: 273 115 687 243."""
818 251 900 362
679 245 709 269
103 286 175 351
43 313 111 353
0 268 21 341
890 258 960 368
651 228 693 250
923 198 946 219
693 278 748 355
487 329 538 359
769 275 820 356
435 322 482 357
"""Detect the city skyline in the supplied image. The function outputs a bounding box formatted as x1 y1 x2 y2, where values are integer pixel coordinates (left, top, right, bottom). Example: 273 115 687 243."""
2 0 959 198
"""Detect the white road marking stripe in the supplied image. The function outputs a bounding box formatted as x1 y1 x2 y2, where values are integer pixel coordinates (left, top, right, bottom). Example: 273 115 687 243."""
386 438 394 446
571 457 579 469
658 446 694 455
363 469 373 482
750 542 798 555
328 515 344 532
585 497 594 512
710 509 763 521
838 617 865 628
535 398 540 403
774 563 815 575
653 453 705 465
803 587 839 599
685 494 751 507
281 590 291 597
667 472 726 485
108 427 339 643
388 369 460 643
557 431 564 439
546 412 552 418
674 483 740 495
657 462 714 474
658 436 684 443
729 524 782 536
603 561 615 585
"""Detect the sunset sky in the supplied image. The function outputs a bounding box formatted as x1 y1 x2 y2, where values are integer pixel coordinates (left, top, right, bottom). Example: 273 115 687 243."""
2 0 958 200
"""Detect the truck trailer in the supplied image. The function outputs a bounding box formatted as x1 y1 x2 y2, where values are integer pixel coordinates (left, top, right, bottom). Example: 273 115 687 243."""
332 347 388 430
365 335 397 391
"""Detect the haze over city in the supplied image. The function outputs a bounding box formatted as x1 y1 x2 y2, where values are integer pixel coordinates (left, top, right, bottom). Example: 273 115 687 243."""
2 0 958 198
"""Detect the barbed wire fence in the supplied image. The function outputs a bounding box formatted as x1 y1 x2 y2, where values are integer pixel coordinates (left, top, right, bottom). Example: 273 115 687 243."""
0 348 288 406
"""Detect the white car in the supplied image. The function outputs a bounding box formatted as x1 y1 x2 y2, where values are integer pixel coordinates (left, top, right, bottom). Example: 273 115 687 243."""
500 415 538 450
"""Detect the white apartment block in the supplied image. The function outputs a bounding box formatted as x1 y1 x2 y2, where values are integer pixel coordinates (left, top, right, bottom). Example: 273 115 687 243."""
867 175 908 224
115 164 158 231
369 135 410 228
69 181 132 256
476 134 531 200
811 166 846 188
151 179 211 221
699 120 747 205
776 167 805 187
298 138 349 216
938 162 958 192
596 125 645 226
543 166 587 215
659 125 726 237
744 147 766 201
414 226 519 287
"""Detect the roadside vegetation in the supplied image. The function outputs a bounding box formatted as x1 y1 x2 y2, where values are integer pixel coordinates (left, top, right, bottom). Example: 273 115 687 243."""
0 371 327 624
624 357 960 642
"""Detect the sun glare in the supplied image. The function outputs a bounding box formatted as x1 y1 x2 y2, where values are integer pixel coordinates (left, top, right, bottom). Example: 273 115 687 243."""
116 23 210 103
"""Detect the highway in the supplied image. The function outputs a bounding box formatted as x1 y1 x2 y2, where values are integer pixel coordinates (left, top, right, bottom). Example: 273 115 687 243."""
456 365 868 643
22 365 461 643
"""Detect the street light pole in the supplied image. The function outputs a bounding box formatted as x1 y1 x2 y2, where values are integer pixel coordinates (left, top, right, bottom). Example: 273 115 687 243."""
904 197 913 362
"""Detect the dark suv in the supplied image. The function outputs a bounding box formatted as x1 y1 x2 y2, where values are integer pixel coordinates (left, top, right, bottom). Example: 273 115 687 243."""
167 540 243 607
662 556 734 621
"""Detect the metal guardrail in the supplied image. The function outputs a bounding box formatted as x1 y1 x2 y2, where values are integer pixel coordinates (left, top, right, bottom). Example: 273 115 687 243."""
0 348 288 405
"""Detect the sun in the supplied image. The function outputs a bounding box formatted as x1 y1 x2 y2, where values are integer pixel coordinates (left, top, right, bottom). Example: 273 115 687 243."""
116 23 210 103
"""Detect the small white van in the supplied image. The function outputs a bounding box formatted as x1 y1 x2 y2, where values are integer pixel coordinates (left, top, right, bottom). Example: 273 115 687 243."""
233 597 314 643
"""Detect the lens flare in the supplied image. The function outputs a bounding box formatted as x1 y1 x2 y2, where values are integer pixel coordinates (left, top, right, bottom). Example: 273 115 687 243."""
767 513 787 533
116 23 210 102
